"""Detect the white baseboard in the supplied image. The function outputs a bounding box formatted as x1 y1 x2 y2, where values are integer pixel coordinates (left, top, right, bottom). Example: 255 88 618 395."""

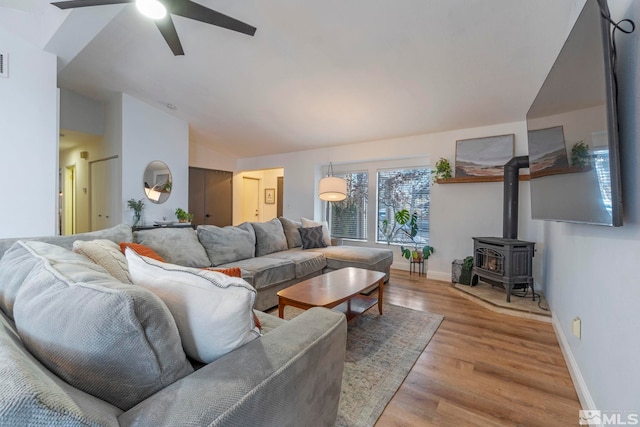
551 314 597 413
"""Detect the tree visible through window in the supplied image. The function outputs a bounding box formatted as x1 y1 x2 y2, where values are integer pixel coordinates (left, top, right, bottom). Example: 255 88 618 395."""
327 172 368 240
377 168 430 245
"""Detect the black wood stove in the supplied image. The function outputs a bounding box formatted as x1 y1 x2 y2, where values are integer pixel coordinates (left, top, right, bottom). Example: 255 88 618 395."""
471 156 536 302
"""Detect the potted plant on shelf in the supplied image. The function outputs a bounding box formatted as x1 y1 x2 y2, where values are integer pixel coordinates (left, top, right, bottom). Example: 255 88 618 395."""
433 157 453 183
175 208 194 223
127 198 144 228
570 141 591 167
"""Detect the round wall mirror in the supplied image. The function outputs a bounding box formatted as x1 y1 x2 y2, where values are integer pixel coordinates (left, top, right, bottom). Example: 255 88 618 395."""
143 160 172 204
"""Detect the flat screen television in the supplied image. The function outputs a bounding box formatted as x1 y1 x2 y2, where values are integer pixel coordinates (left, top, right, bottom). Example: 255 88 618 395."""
526 0 622 226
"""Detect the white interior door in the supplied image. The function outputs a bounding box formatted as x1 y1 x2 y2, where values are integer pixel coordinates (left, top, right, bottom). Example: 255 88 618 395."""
242 177 260 223
90 157 119 231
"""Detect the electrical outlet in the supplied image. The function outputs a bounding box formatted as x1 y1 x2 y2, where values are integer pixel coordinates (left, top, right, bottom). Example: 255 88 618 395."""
572 317 581 339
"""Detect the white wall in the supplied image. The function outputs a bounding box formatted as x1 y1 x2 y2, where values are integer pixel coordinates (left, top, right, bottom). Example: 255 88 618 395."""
238 121 536 280
59 89 104 136
189 139 237 172
121 94 189 226
0 25 58 237
542 0 640 413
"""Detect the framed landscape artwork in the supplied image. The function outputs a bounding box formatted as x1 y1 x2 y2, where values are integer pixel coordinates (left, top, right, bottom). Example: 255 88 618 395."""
527 126 570 177
455 134 515 177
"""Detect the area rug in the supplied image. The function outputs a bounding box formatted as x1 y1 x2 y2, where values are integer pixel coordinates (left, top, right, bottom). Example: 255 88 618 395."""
275 304 443 427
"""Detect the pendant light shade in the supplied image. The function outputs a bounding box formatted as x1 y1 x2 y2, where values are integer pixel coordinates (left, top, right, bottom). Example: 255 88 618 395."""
318 163 347 201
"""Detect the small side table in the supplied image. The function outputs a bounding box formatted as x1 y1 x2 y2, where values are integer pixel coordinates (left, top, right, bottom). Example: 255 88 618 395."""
409 258 425 276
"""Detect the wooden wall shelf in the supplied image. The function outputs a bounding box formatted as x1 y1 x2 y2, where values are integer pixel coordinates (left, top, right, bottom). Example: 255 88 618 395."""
436 175 531 184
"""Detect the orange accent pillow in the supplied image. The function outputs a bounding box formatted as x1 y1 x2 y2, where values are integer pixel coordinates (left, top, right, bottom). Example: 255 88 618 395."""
119 243 166 263
204 267 260 330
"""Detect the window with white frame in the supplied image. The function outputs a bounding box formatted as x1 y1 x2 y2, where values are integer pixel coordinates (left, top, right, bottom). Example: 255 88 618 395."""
377 168 431 245
327 171 368 240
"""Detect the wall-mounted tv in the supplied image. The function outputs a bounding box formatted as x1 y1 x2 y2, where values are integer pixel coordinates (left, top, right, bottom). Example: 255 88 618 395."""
526 0 622 226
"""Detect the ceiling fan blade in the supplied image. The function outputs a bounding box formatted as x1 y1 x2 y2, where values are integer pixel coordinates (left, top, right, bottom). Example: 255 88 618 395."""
51 0 134 9
168 0 256 37
155 16 185 56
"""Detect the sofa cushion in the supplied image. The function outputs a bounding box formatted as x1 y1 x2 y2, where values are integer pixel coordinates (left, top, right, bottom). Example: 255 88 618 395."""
11 241 193 411
252 218 288 257
300 226 327 249
301 218 331 246
267 249 327 278
72 239 131 284
215 257 296 290
278 217 303 249
307 246 393 274
0 223 133 260
0 310 123 426
134 228 210 268
197 223 256 266
126 249 260 364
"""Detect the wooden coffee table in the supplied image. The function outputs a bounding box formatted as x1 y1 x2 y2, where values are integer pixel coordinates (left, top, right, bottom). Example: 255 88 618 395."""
277 267 385 321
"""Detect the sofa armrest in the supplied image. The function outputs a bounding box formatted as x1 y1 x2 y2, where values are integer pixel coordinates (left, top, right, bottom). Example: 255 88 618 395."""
119 307 347 427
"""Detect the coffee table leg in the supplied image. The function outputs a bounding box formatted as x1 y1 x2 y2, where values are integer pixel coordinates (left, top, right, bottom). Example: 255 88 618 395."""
378 278 384 315
278 299 285 318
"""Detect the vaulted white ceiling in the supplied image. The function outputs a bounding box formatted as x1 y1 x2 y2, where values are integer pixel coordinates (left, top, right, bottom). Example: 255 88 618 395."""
3 0 579 158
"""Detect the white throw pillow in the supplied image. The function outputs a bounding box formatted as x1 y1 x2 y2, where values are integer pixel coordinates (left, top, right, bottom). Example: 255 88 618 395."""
301 218 331 246
125 249 261 363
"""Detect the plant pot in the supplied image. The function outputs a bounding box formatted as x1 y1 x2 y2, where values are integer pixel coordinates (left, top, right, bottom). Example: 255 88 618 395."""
459 266 472 285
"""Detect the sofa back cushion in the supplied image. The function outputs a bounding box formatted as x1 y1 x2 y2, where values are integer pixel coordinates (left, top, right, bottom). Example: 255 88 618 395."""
134 227 211 268
278 217 303 249
126 250 261 363
252 218 288 257
197 223 256 267
11 241 193 411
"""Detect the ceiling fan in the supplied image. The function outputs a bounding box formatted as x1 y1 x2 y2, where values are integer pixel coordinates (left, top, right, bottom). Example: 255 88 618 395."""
51 0 257 56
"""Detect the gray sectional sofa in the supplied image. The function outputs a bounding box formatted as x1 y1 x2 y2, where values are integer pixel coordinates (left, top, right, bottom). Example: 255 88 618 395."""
0 218 393 426
0 223 347 426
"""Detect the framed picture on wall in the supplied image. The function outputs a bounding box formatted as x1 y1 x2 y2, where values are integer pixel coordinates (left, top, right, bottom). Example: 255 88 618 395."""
455 134 515 177
265 188 275 204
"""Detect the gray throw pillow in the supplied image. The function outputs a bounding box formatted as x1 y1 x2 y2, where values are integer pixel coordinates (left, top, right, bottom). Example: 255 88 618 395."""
134 227 211 268
252 218 288 257
197 223 256 267
278 217 303 248
300 226 328 249
12 241 193 411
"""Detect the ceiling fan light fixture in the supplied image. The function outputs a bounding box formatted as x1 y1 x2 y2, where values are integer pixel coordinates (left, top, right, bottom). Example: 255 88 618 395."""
136 0 167 20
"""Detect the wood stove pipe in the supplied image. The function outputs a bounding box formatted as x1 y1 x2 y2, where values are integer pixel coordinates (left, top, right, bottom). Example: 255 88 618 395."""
503 156 529 240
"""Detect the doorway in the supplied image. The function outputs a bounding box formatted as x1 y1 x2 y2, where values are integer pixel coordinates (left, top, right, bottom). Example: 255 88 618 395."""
90 156 119 231
62 165 76 235
242 177 260 223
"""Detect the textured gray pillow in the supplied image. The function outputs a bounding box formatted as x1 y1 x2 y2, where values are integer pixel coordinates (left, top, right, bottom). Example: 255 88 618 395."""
252 218 288 257
197 223 256 267
134 228 210 268
278 217 303 249
300 226 328 249
12 241 193 411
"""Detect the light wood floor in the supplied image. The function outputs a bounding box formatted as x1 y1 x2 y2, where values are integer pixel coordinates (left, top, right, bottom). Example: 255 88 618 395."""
373 269 581 427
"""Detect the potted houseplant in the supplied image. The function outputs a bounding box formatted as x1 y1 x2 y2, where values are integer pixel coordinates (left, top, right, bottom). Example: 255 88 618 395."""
432 157 453 183
127 198 144 228
175 208 194 223
570 141 590 167
382 208 435 263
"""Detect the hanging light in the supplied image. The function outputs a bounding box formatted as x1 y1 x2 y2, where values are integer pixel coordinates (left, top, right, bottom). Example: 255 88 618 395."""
318 162 347 201
136 0 167 20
